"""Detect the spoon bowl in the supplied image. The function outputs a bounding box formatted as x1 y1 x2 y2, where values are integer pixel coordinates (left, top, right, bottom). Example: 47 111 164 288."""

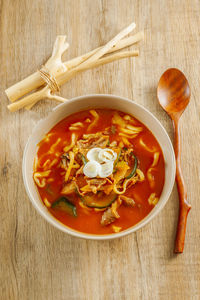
157 68 191 117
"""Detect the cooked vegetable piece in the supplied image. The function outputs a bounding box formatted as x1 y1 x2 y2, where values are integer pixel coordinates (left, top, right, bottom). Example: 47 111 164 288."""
83 160 101 177
120 195 136 207
45 184 54 195
112 225 122 232
111 125 116 134
87 148 103 163
98 148 117 162
114 161 130 183
114 148 122 167
81 154 87 165
126 152 138 179
52 197 77 217
112 112 126 127
78 192 117 208
101 198 121 225
98 161 114 178
61 181 76 195
81 178 107 194
44 197 51 208
148 193 159 206
101 207 116 225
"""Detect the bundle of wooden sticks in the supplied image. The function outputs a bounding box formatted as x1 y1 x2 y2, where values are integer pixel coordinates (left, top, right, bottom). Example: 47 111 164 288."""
6 22 144 112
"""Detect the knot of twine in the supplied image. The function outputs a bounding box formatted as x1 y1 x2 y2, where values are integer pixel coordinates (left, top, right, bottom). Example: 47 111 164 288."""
38 67 60 93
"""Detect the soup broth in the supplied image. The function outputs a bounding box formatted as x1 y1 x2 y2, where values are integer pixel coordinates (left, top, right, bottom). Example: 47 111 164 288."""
33 109 165 234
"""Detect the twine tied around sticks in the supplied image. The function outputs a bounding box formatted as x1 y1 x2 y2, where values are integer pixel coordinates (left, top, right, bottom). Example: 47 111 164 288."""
38 67 60 93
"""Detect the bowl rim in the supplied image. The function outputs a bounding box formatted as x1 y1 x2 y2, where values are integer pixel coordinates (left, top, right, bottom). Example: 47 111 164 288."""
22 93 176 240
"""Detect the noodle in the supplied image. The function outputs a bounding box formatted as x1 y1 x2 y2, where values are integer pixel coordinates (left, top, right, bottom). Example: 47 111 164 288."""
125 124 143 133
87 110 99 131
148 193 159 205
123 115 131 121
33 170 51 187
147 152 160 188
122 137 131 146
64 133 77 152
71 122 84 127
79 201 92 215
139 138 156 153
44 197 51 208
42 159 51 169
120 127 142 135
119 132 138 138
64 151 75 182
69 126 79 131
49 138 61 153
147 168 155 188
33 156 38 172
112 112 126 127
136 169 145 181
151 152 160 167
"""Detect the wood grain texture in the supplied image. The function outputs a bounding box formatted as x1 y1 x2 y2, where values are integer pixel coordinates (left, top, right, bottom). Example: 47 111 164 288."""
0 0 199 299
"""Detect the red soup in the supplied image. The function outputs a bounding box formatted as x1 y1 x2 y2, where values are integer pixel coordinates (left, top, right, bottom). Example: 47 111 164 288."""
33 109 165 235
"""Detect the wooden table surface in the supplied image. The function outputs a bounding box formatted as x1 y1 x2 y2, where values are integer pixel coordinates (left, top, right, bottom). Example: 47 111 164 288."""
1 0 200 299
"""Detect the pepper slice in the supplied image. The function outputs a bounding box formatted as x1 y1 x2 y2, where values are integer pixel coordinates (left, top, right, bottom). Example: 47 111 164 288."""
81 154 87 165
114 148 122 168
126 152 138 179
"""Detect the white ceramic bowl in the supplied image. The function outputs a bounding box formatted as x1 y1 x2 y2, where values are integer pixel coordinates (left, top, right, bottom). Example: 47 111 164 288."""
23 94 176 240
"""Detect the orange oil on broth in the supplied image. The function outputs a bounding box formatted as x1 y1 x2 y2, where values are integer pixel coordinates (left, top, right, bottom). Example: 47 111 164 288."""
35 109 165 234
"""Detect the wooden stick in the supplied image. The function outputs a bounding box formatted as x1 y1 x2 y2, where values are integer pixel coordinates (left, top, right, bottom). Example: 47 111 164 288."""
64 31 144 70
8 87 50 112
5 27 142 103
6 35 69 102
26 93 68 110
7 87 67 112
6 72 43 102
26 30 142 111
45 35 69 75
7 50 139 112
57 50 139 86
76 22 136 67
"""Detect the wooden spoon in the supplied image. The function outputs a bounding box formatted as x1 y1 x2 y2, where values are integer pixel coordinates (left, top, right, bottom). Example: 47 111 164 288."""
157 68 191 253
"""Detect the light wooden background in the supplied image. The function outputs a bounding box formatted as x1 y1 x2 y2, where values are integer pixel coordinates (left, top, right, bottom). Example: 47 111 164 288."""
0 0 200 299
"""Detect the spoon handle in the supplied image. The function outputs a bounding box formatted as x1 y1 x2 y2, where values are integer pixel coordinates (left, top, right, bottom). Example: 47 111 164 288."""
173 117 191 253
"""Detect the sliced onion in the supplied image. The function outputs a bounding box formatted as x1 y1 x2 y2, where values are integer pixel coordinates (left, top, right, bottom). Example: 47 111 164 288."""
98 161 114 178
87 148 104 163
98 148 117 162
83 161 101 178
